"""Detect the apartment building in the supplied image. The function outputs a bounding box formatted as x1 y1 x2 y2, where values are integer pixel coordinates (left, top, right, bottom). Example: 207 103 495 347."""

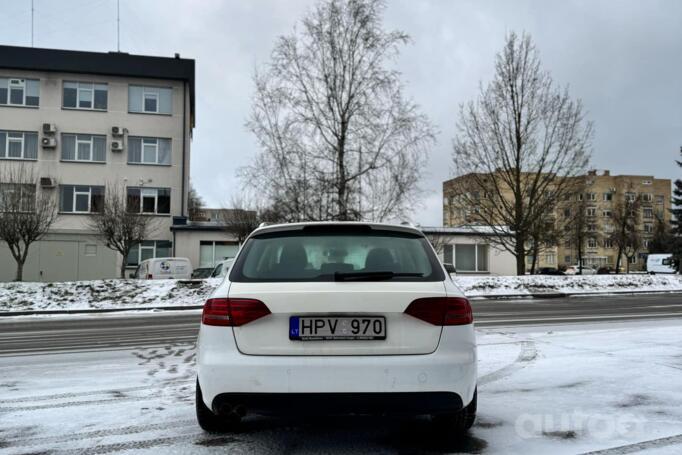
443 170 672 272
0 45 195 281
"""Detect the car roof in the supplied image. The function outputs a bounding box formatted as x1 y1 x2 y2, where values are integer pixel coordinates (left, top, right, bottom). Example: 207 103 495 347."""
250 221 424 238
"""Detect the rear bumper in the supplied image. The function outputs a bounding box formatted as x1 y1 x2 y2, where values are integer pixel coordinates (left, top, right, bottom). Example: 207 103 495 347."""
197 324 477 413
212 392 464 416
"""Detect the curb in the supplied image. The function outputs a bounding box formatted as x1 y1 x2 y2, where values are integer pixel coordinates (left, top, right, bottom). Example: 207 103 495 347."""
0 305 203 317
471 289 682 300
2 290 681 317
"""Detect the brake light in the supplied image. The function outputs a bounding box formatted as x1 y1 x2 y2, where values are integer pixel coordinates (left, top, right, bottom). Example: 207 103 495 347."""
404 297 473 326
202 298 271 327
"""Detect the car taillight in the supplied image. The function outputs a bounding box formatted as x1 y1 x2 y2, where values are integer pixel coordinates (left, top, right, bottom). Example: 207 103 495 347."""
404 297 473 326
202 298 271 327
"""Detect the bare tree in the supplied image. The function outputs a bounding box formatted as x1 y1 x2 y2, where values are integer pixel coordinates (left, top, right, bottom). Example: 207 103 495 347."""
188 182 205 221
610 191 641 274
0 166 57 281
87 185 157 278
243 0 435 222
450 32 592 275
559 189 596 273
219 197 261 245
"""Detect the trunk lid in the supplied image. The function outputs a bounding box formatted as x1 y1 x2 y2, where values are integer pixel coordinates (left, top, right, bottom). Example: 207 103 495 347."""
228 281 446 355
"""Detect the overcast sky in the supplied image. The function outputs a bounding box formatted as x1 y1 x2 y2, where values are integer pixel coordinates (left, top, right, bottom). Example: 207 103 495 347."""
1 0 680 225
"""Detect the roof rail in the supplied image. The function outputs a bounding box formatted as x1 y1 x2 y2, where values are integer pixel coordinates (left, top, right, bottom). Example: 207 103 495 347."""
258 222 270 228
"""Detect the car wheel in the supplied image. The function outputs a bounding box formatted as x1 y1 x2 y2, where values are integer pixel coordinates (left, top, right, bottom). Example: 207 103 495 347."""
196 380 241 433
432 388 477 434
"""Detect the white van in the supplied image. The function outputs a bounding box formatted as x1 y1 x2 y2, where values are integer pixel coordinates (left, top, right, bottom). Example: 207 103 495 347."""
210 258 234 278
647 254 676 274
132 257 193 280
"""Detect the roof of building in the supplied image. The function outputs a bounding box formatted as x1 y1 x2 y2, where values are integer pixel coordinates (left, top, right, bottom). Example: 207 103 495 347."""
0 45 196 128
419 225 513 236
170 221 226 232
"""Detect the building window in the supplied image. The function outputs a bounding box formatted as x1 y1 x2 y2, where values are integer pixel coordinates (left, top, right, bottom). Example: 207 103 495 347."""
587 238 598 248
128 85 172 114
545 254 555 265
625 192 636 202
642 180 652 185
126 240 173 266
199 241 239 268
0 130 38 160
61 134 106 162
587 193 596 201
0 183 35 212
588 224 597 232
127 137 171 165
564 255 571 264
603 193 613 201
0 77 39 107
126 187 171 214
577 194 584 201
629 255 637 265
602 210 612 218
641 193 653 203
563 208 571 218
643 208 653 219
643 223 653 233
586 207 596 217
603 239 613 248
63 81 107 110
454 244 488 272
655 195 664 204
59 185 104 213
643 239 652 249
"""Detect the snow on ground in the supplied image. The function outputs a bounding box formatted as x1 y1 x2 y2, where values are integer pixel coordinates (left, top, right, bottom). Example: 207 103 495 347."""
1 274 681 313
456 274 682 297
1 321 682 454
0 278 222 312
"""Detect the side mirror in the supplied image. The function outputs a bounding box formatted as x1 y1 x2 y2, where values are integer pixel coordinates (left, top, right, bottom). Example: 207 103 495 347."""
443 263 456 274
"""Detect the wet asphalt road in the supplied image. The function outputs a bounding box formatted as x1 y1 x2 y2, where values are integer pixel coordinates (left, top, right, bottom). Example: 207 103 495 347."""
1 293 681 356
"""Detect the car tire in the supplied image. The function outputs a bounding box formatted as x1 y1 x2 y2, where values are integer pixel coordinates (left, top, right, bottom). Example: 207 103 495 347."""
196 380 240 433
432 388 477 434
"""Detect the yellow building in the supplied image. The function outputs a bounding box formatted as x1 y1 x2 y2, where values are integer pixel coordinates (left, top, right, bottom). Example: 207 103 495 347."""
443 170 672 272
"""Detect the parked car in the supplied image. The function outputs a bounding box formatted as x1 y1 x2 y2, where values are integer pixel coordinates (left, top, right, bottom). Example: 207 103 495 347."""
647 254 676 274
192 267 215 279
597 266 615 275
131 257 193 280
196 222 477 434
210 259 234 278
564 265 597 275
536 267 564 275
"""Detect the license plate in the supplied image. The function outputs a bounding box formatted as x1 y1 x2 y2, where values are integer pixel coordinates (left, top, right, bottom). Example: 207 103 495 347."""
289 316 386 341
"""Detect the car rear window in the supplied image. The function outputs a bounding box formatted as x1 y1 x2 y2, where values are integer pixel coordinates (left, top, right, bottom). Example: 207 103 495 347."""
229 226 445 282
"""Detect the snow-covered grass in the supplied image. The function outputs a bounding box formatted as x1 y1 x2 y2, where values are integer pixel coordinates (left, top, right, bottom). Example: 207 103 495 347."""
0 278 222 312
2 320 682 453
456 274 682 297
0 274 681 313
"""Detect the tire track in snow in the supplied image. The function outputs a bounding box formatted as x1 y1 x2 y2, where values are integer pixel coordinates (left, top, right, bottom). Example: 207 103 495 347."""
580 433 682 454
1 379 192 404
48 433 240 454
478 340 538 386
3 419 196 447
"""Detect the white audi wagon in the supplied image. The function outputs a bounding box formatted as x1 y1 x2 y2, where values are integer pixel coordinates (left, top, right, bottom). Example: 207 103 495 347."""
196 222 477 433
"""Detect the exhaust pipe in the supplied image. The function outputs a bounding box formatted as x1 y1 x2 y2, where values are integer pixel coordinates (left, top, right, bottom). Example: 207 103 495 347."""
216 402 246 419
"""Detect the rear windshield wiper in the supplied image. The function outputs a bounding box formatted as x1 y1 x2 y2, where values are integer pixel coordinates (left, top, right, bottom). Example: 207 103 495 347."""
333 271 424 281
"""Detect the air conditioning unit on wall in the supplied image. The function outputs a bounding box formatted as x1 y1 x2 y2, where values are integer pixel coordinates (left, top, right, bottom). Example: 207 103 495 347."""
111 140 124 152
41 137 57 148
40 177 56 188
43 123 57 134
112 126 125 137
